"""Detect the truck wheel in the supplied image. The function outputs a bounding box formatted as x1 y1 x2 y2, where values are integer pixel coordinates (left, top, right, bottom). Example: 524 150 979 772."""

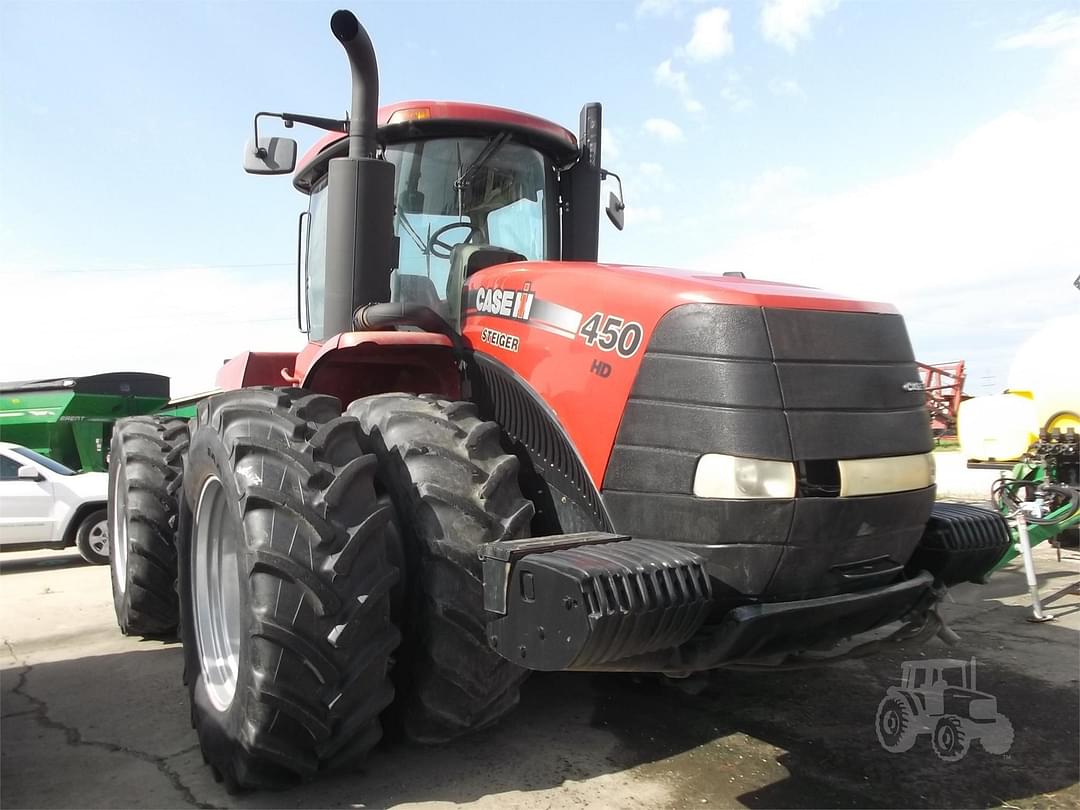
875 695 917 753
347 393 534 743
75 508 110 565
979 714 1014 755
109 416 190 635
179 387 400 792
932 715 970 762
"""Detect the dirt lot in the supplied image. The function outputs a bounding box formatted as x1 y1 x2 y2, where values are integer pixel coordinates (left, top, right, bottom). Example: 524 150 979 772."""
2 543 1078 810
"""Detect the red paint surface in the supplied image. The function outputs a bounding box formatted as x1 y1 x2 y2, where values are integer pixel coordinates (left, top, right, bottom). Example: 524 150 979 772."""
462 261 899 486
297 100 577 176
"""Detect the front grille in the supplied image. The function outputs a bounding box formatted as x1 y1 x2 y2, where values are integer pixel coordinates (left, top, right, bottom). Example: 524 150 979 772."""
602 303 936 602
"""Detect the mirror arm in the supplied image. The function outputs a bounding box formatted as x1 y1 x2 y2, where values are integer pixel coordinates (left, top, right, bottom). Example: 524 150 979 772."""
600 169 626 210
253 111 349 158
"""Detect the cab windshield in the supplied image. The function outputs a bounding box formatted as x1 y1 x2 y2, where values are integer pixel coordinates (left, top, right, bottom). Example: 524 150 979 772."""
304 135 552 336
385 137 550 299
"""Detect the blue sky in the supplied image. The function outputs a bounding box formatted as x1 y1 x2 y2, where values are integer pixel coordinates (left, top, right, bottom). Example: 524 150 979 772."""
1 0 1077 395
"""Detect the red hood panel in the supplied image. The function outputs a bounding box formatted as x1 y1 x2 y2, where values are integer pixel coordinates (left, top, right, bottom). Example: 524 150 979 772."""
462 260 900 486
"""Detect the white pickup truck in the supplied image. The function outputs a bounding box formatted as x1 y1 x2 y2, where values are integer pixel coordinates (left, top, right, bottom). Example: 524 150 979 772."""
0 441 110 564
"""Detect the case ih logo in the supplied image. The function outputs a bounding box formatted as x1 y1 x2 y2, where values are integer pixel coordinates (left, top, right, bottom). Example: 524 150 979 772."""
474 285 535 321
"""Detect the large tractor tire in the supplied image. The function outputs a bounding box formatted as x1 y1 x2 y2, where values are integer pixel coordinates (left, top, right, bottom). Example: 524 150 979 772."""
178 387 400 792
347 393 534 743
108 415 190 636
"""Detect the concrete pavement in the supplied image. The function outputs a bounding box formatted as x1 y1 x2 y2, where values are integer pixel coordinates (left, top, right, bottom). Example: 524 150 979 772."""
2 543 1078 809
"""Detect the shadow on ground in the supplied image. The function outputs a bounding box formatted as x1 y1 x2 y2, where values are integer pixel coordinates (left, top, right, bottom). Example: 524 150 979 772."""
0 552 91 576
2 610 1077 810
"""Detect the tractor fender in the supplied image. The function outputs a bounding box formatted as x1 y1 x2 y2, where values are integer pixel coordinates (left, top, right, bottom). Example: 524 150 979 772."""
298 330 461 404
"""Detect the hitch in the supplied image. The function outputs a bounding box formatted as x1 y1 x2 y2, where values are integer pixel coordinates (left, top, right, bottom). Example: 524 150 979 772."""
478 532 713 671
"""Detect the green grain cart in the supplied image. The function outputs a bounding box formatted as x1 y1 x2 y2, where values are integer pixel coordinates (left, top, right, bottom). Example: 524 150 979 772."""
0 373 196 472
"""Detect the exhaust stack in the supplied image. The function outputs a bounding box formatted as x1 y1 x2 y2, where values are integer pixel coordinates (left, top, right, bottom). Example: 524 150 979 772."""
319 9 396 341
330 10 379 159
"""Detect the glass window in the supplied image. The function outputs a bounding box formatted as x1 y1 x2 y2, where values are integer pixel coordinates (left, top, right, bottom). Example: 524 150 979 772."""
306 178 330 339
385 137 550 300
0 455 21 480
10 447 75 476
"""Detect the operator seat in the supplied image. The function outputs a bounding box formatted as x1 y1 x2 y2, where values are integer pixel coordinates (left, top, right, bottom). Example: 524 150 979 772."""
446 244 526 326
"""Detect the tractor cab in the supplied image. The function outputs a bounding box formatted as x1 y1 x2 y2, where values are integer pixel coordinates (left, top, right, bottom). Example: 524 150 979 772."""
287 101 612 340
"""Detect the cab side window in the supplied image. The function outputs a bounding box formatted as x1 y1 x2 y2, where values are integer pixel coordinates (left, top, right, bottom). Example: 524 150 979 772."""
0 455 22 480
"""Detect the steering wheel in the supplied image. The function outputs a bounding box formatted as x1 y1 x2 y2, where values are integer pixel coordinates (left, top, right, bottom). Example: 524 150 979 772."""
427 221 481 260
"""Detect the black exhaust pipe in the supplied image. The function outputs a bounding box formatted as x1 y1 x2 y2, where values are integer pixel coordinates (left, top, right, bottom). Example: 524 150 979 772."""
318 10 397 341
330 10 379 159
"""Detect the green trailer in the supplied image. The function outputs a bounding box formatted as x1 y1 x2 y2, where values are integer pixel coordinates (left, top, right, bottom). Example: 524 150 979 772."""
0 373 174 472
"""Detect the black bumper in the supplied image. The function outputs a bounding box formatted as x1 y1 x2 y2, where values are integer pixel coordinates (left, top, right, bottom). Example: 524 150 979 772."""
480 533 937 673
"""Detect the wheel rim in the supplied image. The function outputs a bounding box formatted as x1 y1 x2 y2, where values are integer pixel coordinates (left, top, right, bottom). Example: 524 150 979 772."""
88 519 109 557
111 467 129 592
193 476 243 712
882 709 900 736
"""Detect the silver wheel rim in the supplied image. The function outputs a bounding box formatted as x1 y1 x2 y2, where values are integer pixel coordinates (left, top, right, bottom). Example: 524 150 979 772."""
88 519 109 557
111 467 129 592
193 476 243 712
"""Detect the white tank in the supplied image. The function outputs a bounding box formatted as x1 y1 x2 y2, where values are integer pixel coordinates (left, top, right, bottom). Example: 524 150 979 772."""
958 314 1079 461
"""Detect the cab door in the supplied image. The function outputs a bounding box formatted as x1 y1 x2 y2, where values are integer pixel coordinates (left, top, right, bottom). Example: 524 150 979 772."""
0 452 56 544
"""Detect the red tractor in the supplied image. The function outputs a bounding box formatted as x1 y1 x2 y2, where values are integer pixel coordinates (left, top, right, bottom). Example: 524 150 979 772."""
107 10 1013 791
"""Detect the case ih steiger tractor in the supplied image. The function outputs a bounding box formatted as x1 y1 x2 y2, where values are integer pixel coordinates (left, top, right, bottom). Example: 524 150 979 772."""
107 10 1013 791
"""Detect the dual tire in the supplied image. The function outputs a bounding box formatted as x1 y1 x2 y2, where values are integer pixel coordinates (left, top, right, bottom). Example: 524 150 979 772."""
172 388 531 791
108 415 190 635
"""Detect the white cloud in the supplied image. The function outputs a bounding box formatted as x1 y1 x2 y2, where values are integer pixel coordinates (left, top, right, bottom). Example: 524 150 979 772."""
996 11 1080 50
761 0 839 51
768 77 806 98
686 7 734 62
0 266 297 395
636 0 680 16
718 69 753 112
655 59 705 113
996 12 1080 114
692 108 1080 381
643 118 685 143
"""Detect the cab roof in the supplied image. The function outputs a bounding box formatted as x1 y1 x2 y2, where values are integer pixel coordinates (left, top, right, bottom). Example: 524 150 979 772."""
293 100 579 192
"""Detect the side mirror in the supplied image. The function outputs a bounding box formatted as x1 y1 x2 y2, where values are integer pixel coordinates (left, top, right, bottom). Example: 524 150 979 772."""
605 190 625 231
243 137 298 175
17 465 43 481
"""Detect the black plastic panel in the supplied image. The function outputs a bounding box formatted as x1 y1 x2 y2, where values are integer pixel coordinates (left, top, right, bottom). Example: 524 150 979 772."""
764 309 915 363
602 446 697 494
631 356 780 407
765 487 936 599
786 409 933 458
600 302 936 605
615 400 792 459
775 362 926 411
646 303 772 358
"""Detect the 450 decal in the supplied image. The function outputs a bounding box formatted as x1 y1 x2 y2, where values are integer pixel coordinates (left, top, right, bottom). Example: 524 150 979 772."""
578 312 645 358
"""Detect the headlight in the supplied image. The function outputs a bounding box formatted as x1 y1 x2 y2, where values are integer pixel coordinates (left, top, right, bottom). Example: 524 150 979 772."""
694 454 796 499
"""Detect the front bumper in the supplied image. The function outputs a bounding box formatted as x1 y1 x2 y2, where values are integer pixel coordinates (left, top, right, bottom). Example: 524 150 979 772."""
480 532 938 673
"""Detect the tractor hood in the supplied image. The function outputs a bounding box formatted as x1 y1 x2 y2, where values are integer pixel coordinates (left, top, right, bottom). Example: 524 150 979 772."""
462 259 934 606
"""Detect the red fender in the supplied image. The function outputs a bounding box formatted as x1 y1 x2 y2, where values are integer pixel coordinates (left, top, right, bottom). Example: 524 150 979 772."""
215 332 460 406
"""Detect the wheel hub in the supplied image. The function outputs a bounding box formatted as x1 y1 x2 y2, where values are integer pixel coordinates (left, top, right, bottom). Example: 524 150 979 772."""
88 519 109 557
193 476 244 712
